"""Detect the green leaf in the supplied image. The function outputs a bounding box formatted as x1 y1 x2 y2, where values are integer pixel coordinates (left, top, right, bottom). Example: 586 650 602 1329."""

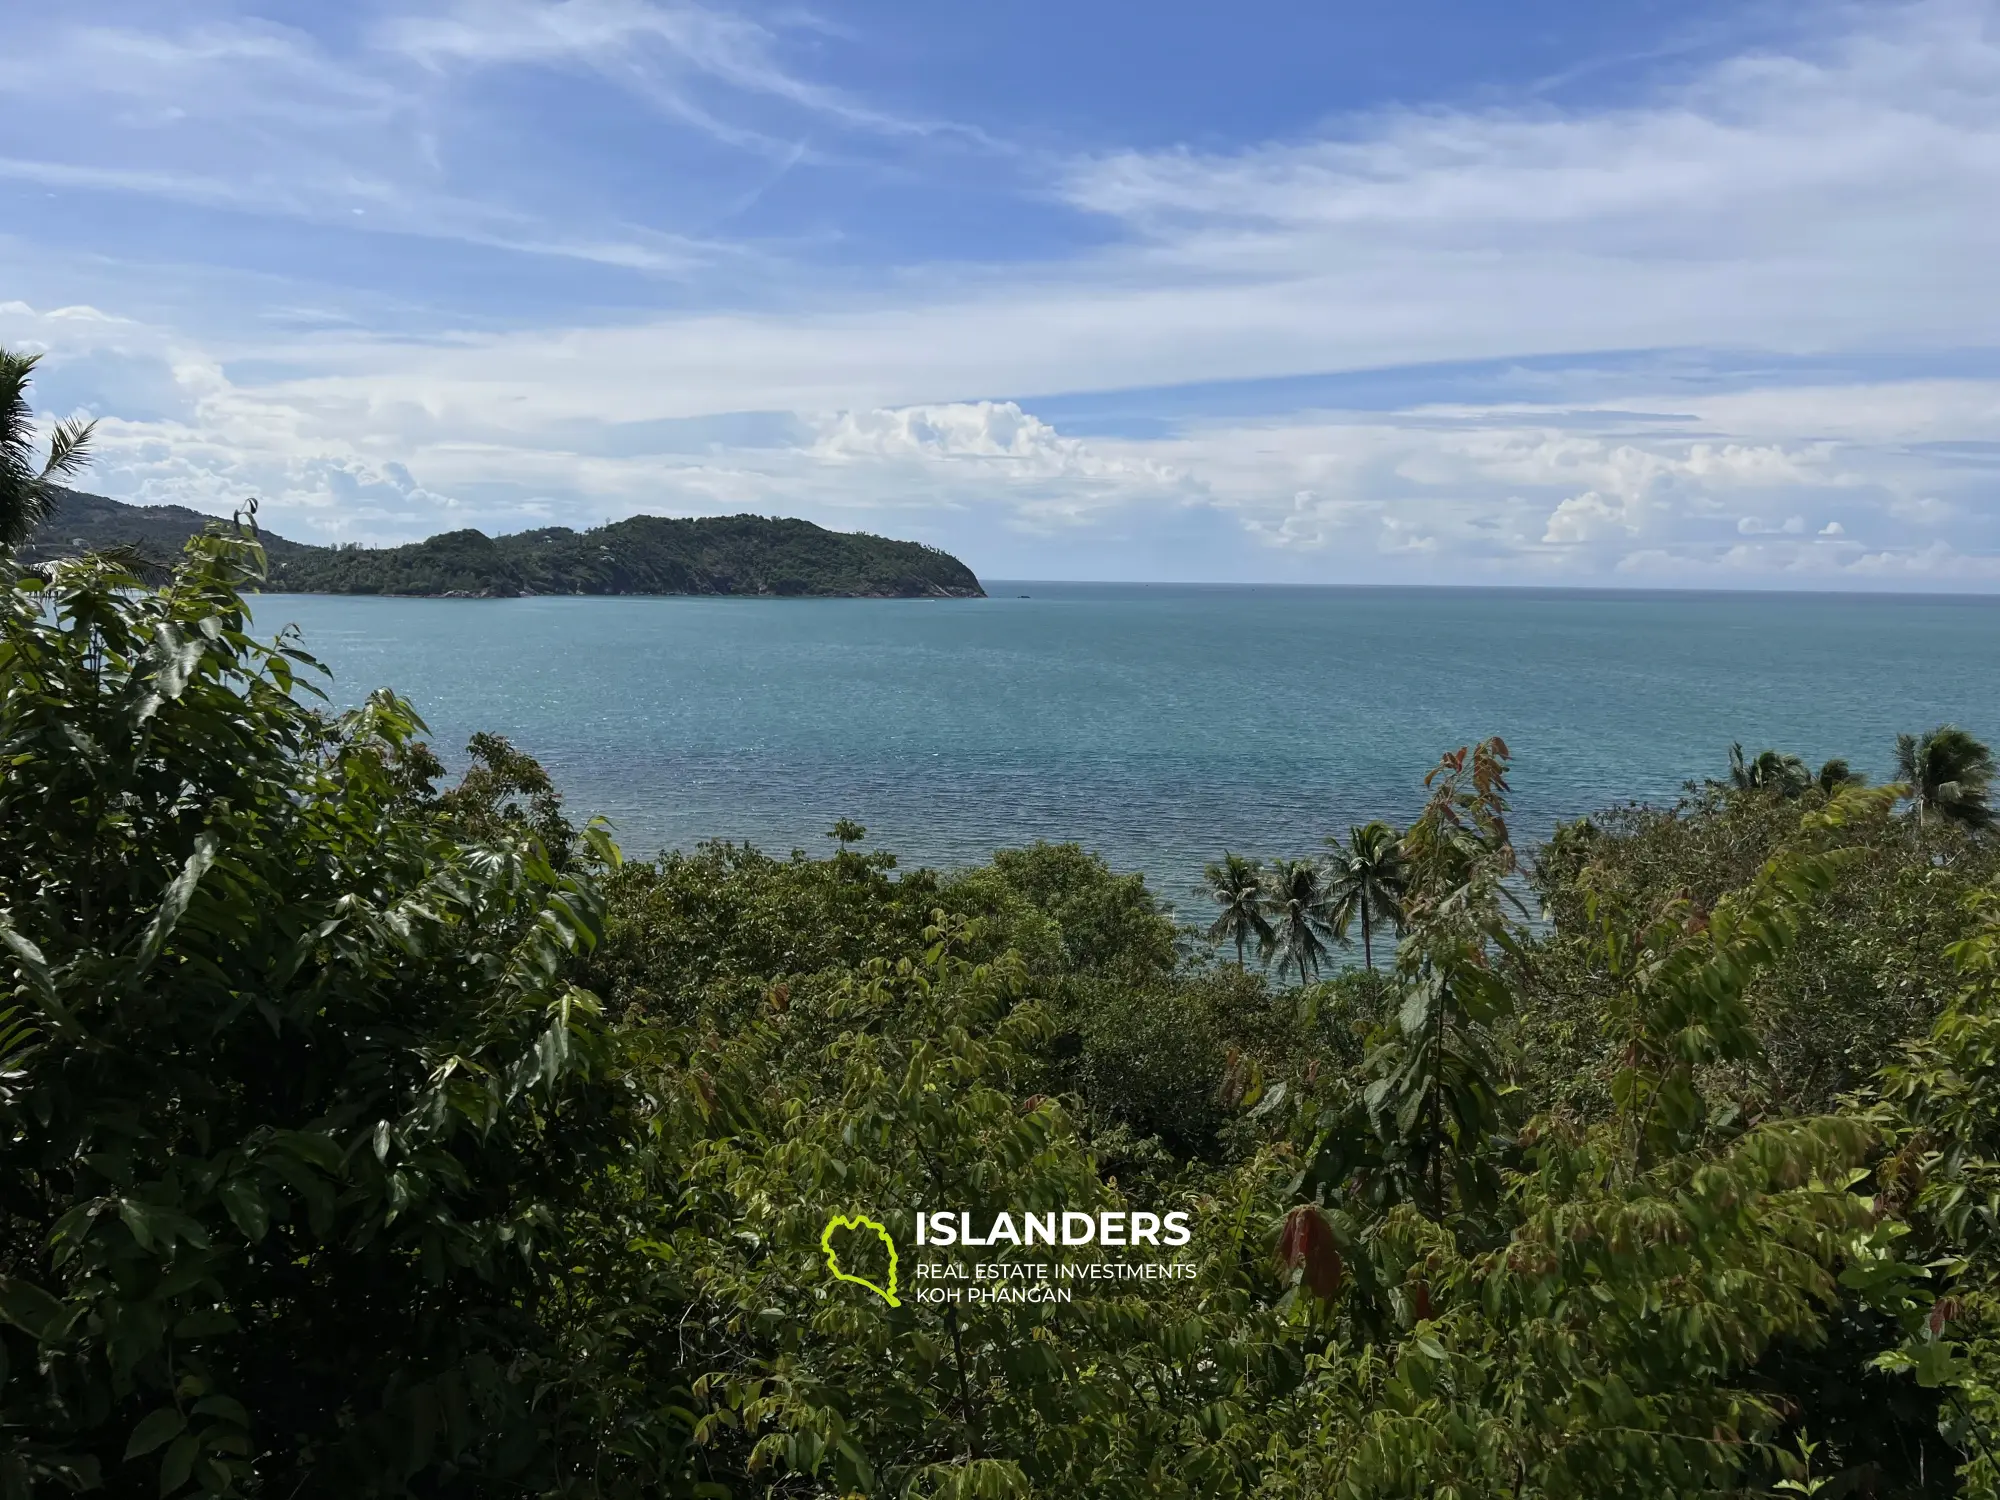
1248 1079 1289 1119
134 833 218 975
217 1180 268 1243
125 1407 187 1460
159 1433 198 1497
0 917 79 1034
119 1199 156 1251
0 1275 67 1339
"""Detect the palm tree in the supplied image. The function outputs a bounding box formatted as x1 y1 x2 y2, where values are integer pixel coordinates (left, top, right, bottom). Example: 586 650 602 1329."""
1895 725 1996 831
1817 758 1865 796
1726 742 1811 797
1 348 95 551
1323 820 1408 976
1202 853 1273 968
1260 858 1342 984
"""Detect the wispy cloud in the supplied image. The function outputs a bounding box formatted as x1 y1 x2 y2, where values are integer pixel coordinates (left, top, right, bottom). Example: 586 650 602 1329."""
0 3 969 274
377 0 981 147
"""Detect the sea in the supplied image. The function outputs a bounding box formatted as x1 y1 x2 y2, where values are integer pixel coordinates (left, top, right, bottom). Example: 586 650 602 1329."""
251 583 2000 912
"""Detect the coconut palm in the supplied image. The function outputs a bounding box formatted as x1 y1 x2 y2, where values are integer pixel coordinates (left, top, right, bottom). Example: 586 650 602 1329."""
1726 742 1811 797
1323 820 1408 975
0 348 95 552
1894 725 1996 831
1202 852 1274 968
1260 858 1342 984
1817 758 1865 796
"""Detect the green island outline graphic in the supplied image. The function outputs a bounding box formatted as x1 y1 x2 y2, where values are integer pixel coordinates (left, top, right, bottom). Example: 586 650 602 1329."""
821 1213 901 1307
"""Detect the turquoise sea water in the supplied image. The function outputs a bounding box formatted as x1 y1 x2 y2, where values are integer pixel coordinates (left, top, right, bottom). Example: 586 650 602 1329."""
254 584 2000 907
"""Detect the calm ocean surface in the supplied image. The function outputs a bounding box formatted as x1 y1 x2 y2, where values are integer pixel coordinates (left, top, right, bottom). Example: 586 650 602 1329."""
252 583 2000 908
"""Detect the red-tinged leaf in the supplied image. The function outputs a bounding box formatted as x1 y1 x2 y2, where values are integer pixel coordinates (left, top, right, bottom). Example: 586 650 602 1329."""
1275 1205 1343 1302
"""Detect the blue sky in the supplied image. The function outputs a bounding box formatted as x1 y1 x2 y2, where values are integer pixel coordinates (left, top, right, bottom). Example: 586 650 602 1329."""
3 0 1998 585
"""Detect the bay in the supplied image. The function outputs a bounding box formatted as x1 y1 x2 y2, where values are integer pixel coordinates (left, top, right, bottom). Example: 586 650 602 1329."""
253 582 2000 909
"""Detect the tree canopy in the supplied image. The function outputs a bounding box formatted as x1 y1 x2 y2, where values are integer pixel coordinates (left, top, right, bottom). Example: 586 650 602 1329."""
20 490 984 600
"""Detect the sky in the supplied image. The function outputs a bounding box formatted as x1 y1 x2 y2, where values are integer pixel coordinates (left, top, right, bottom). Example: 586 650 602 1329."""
2 0 1998 586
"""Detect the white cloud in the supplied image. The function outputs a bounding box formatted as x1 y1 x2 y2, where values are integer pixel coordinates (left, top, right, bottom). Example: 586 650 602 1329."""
1546 491 1636 544
810 401 1164 481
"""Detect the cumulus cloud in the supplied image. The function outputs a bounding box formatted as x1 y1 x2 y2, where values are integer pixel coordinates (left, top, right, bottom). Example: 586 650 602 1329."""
810 401 1175 489
1545 492 1636 545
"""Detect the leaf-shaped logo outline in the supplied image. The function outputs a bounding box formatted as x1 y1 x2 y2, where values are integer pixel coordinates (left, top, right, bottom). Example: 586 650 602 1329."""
821 1213 900 1306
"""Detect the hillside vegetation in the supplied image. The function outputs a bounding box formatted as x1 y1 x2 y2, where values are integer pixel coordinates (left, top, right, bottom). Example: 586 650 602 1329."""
22 488 985 598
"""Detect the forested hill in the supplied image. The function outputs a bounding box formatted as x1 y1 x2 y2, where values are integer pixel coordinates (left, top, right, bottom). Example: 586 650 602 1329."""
22 489 986 598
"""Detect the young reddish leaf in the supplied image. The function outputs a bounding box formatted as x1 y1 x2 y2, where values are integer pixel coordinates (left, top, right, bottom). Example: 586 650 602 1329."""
1275 1205 1343 1302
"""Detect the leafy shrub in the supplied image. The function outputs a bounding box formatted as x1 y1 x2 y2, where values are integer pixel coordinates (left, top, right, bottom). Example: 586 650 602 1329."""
0 537 690 1497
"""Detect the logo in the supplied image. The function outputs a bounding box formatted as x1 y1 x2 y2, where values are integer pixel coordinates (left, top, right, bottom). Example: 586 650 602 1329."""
821 1213 901 1306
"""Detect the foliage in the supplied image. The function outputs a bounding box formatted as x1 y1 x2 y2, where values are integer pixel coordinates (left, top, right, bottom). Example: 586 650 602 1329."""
945 843 1179 988
1729 741 1814 797
1303 741 1521 1226
1321 822 1407 977
0 534 698 1497
660 924 1279 1499
24 489 985 599
1201 854 1272 970
1898 724 1997 831
1259 860 1341 985
1520 776 2000 1119
1876 886 2000 1498
0 352 94 553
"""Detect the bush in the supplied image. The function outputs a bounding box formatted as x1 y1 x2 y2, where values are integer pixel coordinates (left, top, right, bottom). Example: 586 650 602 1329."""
0 538 688 1497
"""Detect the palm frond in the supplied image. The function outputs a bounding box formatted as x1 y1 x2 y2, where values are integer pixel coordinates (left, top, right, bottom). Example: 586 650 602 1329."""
41 415 97 481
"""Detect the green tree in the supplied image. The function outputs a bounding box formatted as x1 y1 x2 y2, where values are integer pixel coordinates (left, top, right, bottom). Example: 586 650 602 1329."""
0 348 95 552
1818 756 1866 795
1202 852 1273 968
1897 724 1996 831
1728 741 1813 797
0 533 703 1498
1323 821 1408 976
1878 882 2000 1497
1357 740 1520 1220
1261 858 1340 984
